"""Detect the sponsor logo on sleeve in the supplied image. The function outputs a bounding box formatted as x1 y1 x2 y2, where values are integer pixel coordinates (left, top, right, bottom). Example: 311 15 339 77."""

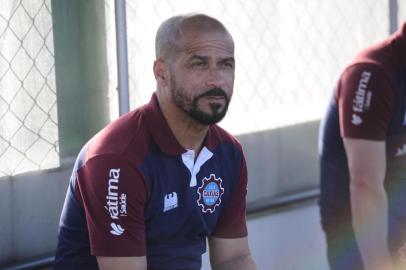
350 71 374 126
105 168 127 236
197 174 224 213
163 192 178 212
396 144 406 157
120 193 127 215
352 71 372 114
110 222 125 236
351 114 363 125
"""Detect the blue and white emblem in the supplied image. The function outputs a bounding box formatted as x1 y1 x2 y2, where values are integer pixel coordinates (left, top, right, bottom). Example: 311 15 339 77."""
197 174 224 213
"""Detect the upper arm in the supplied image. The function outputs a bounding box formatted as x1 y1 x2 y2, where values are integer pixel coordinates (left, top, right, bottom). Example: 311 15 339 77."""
338 63 394 140
343 138 386 187
208 236 252 268
337 63 393 186
97 256 147 270
76 155 148 257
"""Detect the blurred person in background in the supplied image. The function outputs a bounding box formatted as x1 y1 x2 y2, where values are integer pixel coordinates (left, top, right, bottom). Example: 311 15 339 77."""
53 13 256 270
319 22 406 270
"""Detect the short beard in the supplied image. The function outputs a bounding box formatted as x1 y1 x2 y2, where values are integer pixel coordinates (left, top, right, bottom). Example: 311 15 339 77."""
170 80 230 125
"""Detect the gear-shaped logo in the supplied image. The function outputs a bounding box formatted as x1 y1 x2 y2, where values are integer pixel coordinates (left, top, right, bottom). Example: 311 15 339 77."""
197 174 224 213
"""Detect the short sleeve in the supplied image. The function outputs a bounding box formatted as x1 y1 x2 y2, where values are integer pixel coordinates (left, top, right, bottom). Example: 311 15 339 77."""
337 63 395 140
211 153 248 238
75 154 148 256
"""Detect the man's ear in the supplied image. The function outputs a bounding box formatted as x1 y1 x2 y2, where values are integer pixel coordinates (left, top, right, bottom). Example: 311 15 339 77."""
153 59 169 88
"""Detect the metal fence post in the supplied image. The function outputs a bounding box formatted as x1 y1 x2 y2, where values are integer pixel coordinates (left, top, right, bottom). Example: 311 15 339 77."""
115 0 130 115
389 0 398 33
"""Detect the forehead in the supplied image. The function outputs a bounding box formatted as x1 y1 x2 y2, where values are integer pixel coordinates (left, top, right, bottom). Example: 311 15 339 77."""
179 30 234 57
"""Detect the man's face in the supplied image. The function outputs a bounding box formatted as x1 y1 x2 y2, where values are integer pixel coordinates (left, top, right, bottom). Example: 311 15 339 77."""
168 29 235 125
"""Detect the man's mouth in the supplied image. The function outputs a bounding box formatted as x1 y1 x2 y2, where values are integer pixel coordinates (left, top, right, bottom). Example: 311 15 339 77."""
204 95 225 100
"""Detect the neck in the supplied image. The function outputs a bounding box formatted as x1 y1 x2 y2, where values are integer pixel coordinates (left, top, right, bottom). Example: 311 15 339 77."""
156 91 209 153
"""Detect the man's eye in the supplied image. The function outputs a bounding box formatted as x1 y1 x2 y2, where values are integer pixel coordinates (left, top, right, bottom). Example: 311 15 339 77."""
222 62 234 69
192 61 205 67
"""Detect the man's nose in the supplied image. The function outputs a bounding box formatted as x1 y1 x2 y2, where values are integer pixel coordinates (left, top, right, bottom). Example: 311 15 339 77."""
206 68 225 88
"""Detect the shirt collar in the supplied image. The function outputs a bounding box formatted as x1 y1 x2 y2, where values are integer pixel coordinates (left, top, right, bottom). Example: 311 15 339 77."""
144 93 185 155
144 93 221 156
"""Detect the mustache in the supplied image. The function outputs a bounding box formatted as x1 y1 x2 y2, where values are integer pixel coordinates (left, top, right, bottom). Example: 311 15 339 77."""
198 88 227 99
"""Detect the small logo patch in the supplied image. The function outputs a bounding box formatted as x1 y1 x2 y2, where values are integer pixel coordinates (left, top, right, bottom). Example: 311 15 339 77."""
164 192 178 212
197 174 224 213
110 222 124 236
396 144 406 157
352 114 363 125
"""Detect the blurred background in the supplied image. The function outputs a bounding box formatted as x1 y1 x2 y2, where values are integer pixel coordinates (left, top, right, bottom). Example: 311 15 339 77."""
0 0 405 269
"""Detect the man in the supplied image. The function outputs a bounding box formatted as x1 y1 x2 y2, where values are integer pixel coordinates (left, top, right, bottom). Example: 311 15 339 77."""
319 22 406 270
53 14 256 270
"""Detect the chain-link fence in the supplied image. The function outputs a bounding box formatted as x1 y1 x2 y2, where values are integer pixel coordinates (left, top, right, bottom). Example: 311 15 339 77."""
0 0 403 177
123 0 399 135
0 0 59 177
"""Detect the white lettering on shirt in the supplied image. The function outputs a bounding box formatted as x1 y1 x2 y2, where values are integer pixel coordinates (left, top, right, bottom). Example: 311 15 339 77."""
352 71 371 113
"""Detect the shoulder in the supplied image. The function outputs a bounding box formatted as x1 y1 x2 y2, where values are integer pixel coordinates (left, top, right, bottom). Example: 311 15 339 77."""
342 35 398 84
86 104 150 163
337 41 396 99
339 62 392 92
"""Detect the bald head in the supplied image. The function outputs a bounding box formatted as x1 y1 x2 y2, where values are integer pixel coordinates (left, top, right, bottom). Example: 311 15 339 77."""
155 13 234 61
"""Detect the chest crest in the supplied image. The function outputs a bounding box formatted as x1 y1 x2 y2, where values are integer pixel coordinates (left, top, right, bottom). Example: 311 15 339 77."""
197 174 224 213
